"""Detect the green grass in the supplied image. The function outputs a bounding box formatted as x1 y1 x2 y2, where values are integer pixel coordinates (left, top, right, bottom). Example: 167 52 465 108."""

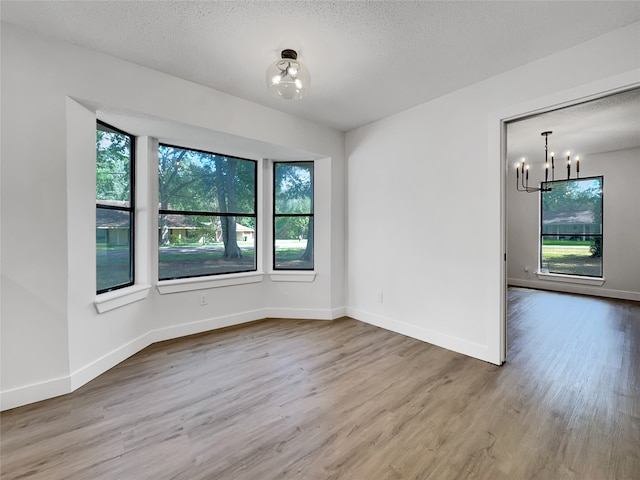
159 245 256 279
98 240 310 287
274 240 312 269
274 246 306 260
543 245 590 256
541 244 601 276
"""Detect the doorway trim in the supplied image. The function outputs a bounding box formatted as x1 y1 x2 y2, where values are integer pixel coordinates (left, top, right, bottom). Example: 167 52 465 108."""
491 69 640 364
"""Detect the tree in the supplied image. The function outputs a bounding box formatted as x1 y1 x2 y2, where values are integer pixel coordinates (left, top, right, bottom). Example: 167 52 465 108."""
96 129 131 201
214 156 241 258
158 146 255 258
158 146 202 245
301 166 314 262
275 162 314 264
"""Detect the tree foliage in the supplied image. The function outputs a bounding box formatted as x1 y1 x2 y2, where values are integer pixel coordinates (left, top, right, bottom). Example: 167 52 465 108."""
275 162 314 262
158 145 256 258
96 128 131 202
542 178 602 214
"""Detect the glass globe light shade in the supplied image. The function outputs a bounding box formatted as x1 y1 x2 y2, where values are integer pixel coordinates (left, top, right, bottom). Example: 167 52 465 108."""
266 49 310 100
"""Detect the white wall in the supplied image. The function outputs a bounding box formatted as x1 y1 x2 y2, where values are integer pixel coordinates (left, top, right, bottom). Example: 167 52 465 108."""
1 23 345 410
345 23 640 364
508 147 640 300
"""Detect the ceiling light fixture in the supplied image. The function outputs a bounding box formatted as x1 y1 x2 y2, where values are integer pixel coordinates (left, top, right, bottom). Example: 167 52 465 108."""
266 49 310 100
516 131 581 193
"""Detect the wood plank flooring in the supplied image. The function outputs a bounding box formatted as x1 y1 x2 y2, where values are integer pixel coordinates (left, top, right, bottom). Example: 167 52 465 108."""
2 288 639 479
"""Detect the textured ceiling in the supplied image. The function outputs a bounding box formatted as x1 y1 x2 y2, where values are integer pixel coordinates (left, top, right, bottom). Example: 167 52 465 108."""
2 1 639 132
507 87 640 165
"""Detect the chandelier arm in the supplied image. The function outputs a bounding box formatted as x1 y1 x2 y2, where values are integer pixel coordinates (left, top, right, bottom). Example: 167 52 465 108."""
515 130 571 193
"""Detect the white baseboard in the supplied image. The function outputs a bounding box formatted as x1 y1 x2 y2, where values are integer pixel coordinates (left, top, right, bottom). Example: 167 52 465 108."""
1 305 347 411
149 308 268 344
346 307 496 365
330 306 348 319
0 376 72 412
263 306 346 320
69 332 153 392
508 278 640 302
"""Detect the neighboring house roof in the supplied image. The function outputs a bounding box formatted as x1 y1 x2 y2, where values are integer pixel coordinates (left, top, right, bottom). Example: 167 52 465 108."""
235 224 254 233
96 208 130 228
163 214 194 228
96 200 130 228
543 210 595 225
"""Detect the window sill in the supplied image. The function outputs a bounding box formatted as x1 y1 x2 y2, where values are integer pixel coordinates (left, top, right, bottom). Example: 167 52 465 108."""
536 271 605 286
269 272 316 282
157 272 264 294
94 284 152 314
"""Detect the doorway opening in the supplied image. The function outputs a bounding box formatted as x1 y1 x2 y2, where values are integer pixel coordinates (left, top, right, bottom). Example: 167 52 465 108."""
501 85 640 362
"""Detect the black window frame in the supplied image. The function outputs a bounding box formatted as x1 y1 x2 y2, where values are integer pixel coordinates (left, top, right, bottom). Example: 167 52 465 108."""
96 120 136 294
273 161 314 271
540 175 604 278
158 143 258 281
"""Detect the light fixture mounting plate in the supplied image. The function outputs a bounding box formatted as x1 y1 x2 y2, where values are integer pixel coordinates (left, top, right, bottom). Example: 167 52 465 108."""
281 49 298 60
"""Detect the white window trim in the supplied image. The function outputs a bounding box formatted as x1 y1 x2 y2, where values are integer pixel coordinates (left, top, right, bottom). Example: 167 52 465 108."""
536 271 605 286
157 272 265 294
95 284 152 313
269 271 316 282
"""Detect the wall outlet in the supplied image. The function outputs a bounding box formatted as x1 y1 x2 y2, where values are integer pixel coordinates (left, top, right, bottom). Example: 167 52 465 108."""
199 293 208 306
377 292 384 303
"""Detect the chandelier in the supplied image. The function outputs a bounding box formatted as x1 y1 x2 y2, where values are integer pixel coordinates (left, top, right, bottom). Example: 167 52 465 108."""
516 131 580 193
266 49 310 100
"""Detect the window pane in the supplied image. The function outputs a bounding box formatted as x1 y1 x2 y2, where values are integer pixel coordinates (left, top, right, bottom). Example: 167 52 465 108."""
273 161 314 271
158 145 255 214
159 214 256 280
275 162 313 214
157 144 257 281
541 235 603 276
275 216 313 270
540 176 603 277
96 121 134 294
96 210 133 291
541 178 602 235
96 123 131 206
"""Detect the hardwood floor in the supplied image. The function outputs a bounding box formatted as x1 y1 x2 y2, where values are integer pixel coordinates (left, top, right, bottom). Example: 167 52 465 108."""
2 288 639 479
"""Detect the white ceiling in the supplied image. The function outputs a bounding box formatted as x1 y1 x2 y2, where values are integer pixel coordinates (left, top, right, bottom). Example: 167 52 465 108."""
2 1 639 132
507 87 640 165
